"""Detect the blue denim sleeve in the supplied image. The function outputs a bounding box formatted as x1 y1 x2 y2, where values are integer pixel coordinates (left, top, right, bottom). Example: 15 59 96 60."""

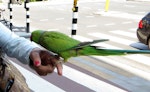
0 23 39 64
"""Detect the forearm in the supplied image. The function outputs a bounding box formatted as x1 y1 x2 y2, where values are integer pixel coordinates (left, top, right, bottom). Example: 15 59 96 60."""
0 23 39 64
3 37 39 64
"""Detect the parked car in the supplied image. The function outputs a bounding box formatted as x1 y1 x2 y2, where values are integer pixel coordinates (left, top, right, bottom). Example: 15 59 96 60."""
137 12 150 49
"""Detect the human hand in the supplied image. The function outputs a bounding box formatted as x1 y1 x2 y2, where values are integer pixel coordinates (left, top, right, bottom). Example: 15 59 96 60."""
29 48 63 76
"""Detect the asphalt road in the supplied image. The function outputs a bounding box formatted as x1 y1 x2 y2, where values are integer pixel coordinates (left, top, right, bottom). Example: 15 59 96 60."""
1 0 150 92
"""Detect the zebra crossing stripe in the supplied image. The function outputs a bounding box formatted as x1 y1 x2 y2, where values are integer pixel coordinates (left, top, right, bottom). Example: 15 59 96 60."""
94 56 150 81
70 35 92 42
124 55 150 66
97 11 142 21
129 28 137 32
109 30 137 38
61 65 127 92
71 35 121 49
88 32 135 45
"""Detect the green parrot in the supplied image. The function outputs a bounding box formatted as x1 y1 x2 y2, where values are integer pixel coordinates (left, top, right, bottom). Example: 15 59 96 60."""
30 30 150 62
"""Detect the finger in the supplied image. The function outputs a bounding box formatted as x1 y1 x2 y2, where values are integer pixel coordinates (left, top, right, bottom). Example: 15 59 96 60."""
46 64 55 73
56 63 63 76
35 65 55 76
30 49 41 67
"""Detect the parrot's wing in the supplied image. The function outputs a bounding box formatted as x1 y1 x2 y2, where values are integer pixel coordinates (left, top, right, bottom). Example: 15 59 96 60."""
72 39 109 49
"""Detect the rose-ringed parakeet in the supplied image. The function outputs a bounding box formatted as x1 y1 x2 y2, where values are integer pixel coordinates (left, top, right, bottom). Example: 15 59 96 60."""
30 30 150 62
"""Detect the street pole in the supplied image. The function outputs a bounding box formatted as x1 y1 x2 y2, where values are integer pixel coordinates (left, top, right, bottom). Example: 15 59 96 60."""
24 0 30 33
71 0 78 37
8 0 13 31
105 0 110 12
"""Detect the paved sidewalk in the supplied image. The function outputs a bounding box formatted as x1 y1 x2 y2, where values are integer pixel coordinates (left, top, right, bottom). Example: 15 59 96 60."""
126 0 150 1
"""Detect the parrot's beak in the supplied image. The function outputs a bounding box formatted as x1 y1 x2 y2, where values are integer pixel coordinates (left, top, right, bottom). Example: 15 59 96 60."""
30 35 32 41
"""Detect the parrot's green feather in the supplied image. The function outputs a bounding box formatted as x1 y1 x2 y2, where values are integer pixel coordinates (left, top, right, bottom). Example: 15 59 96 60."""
72 39 109 49
31 30 150 62
40 31 80 52
78 46 150 56
30 30 45 43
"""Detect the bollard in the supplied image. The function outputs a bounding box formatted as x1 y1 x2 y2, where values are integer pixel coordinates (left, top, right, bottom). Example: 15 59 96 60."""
8 0 13 31
71 0 78 36
24 0 30 33
8 0 30 32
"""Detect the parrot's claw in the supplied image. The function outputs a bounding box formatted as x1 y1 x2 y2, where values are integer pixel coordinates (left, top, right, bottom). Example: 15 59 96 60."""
54 60 64 66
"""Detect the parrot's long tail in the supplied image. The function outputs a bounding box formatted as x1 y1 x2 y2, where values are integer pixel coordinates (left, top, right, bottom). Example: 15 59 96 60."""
79 47 150 56
98 49 150 55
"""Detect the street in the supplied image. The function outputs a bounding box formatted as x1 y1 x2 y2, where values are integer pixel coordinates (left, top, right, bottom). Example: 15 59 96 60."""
1 0 150 92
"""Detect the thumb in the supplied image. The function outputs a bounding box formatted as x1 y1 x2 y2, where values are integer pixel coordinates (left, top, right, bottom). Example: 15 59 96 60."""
33 60 41 67
30 48 42 67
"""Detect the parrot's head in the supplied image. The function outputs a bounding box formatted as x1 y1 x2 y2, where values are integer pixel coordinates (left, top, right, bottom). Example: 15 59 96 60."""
30 30 45 43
